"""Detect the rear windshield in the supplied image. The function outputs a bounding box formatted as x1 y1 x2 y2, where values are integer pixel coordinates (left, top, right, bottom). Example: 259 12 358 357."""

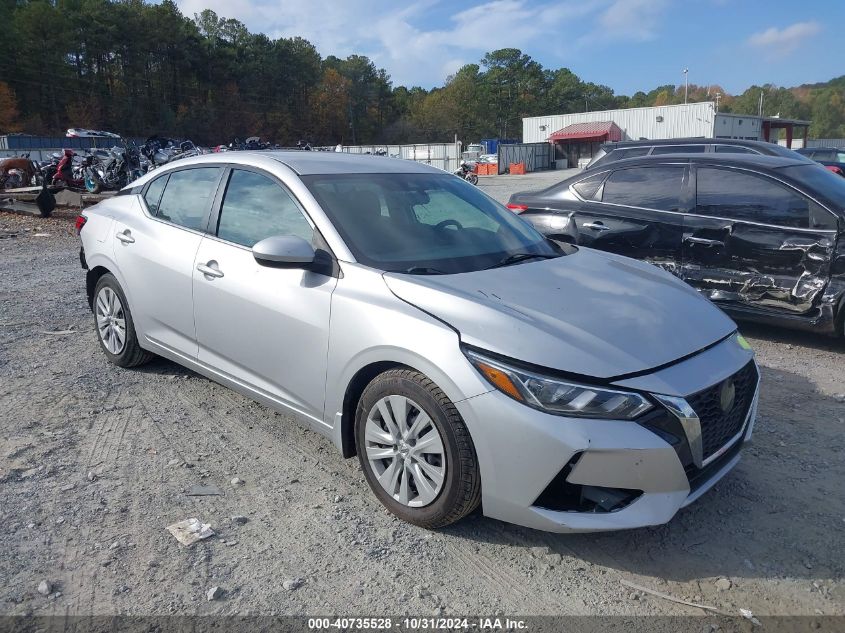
782 164 845 208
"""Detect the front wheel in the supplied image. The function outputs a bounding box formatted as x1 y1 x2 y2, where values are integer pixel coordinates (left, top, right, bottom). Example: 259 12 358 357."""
84 172 101 194
355 369 481 528
466 173 479 185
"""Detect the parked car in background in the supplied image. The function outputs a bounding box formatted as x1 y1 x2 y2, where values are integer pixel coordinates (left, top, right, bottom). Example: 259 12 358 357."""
796 147 845 176
508 154 845 337
585 138 811 171
78 151 758 533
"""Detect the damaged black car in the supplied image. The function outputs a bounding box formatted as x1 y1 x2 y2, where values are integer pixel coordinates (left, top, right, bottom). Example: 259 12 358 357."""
508 154 845 337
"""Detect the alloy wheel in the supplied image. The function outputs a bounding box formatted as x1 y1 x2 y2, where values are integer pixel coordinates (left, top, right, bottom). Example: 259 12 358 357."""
364 395 446 507
95 286 126 355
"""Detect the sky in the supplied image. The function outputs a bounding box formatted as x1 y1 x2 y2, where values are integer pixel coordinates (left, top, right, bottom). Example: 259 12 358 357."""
174 0 845 95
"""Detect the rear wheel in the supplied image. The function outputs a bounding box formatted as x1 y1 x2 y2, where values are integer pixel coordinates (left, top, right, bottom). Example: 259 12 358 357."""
467 173 479 185
84 173 101 194
93 274 153 367
355 369 481 528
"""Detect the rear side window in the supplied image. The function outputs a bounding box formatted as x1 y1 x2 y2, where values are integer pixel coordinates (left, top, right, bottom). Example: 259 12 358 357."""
143 175 168 215
216 169 313 247
651 145 706 155
695 168 811 228
715 145 756 154
601 166 685 211
572 172 606 200
155 168 222 231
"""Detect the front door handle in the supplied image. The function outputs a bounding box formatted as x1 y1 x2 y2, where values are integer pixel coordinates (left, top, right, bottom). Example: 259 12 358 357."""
582 222 611 231
685 236 724 247
115 230 135 244
196 261 224 279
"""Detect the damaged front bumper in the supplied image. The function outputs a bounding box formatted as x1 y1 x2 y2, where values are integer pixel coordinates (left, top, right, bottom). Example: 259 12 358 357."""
456 335 758 533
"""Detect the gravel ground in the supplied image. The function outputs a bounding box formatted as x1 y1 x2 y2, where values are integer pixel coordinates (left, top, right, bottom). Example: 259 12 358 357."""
0 201 843 624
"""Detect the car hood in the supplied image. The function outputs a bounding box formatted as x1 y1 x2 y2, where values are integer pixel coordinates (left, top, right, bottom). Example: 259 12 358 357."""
383 248 736 380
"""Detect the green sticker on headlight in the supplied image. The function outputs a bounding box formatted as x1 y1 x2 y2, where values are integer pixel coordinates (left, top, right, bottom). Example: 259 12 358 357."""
736 334 752 350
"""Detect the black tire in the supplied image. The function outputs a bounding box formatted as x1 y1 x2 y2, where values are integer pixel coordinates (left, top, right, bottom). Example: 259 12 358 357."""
355 368 481 528
467 173 479 185
92 273 153 368
35 187 55 218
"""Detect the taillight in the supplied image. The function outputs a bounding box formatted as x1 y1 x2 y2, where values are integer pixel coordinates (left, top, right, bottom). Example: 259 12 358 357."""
75 214 87 234
506 203 528 214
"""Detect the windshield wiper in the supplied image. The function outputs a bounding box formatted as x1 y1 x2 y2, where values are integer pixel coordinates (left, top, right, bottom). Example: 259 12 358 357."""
402 266 449 275
485 253 559 270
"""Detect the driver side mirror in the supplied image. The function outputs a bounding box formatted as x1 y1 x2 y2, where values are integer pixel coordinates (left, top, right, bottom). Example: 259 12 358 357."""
252 235 315 269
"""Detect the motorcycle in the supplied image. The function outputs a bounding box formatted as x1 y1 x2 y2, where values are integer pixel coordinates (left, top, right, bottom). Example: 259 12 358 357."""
141 136 201 171
52 149 91 189
454 160 479 185
83 140 144 193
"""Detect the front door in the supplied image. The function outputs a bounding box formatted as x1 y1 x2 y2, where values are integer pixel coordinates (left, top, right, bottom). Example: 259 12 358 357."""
572 164 690 276
192 167 337 422
113 166 223 358
683 165 839 315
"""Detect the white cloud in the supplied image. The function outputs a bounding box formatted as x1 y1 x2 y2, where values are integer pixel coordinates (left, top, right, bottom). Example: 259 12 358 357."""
748 21 821 56
174 0 663 87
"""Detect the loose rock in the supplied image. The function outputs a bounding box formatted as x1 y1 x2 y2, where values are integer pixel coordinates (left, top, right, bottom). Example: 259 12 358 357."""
37 581 51 596
206 586 224 601
714 578 732 591
283 578 305 591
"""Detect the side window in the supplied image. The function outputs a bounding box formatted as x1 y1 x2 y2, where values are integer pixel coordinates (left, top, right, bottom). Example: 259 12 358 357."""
156 168 222 231
814 150 835 161
217 169 313 247
651 145 705 155
715 145 756 154
695 168 809 228
572 172 607 200
614 147 650 160
143 174 168 215
601 166 685 211
836 151 845 163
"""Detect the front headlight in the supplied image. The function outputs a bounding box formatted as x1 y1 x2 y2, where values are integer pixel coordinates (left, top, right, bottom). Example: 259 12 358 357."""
466 349 652 420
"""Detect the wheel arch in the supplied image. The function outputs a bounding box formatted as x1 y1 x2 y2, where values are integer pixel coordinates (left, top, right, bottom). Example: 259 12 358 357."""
86 265 112 309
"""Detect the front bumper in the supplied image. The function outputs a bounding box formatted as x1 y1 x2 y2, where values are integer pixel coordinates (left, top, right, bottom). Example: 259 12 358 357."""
456 336 759 533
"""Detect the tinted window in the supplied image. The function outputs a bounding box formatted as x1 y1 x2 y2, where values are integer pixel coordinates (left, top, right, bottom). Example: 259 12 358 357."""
572 172 606 200
715 145 756 154
813 150 835 161
143 174 168 215
650 145 706 155
696 168 810 228
614 147 650 160
836 151 845 163
217 170 313 247
303 173 557 274
156 168 221 231
602 166 685 211
781 164 845 224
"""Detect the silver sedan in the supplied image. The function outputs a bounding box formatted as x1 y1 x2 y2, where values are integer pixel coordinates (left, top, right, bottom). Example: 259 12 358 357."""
77 151 759 532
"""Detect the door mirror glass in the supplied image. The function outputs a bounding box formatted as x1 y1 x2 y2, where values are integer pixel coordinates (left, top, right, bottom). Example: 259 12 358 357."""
252 235 315 268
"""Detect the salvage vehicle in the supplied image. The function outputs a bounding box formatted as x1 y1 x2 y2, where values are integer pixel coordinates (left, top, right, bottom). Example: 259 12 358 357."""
78 152 759 533
508 154 845 337
585 137 810 171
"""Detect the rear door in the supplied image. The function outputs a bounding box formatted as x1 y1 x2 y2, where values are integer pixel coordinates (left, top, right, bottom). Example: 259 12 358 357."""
569 164 690 275
113 166 224 357
683 165 839 314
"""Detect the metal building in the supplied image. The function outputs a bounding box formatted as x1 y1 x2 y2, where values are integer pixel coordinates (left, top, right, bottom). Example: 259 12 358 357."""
522 102 810 168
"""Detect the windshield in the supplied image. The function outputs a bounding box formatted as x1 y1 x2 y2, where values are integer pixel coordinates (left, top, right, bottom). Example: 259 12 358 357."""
782 163 845 208
303 173 559 274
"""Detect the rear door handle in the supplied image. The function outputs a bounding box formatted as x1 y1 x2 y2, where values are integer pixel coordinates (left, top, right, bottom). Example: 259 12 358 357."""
685 236 724 247
582 222 611 231
196 262 224 279
115 230 134 244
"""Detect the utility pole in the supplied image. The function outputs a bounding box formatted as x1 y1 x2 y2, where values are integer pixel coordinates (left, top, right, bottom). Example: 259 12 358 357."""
584 94 589 113
715 92 721 112
683 68 689 104
758 91 764 117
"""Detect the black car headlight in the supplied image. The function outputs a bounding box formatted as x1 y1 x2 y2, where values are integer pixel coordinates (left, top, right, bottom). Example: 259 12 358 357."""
466 350 652 419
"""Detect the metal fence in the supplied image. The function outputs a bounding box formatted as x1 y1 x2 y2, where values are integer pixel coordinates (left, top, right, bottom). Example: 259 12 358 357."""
807 138 845 148
496 143 553 174
339 143 462 172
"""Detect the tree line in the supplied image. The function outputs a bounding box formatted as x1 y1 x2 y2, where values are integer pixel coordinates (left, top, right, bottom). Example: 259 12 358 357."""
1 0 844 145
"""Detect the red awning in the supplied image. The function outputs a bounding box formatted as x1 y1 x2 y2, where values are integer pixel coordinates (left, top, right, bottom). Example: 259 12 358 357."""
547 121 623 143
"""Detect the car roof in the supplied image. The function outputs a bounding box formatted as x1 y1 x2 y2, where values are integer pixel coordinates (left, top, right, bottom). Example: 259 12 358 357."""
588 153 809 171
602 137 771 149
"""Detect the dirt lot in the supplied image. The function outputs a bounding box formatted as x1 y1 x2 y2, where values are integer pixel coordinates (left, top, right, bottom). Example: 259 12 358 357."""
1 197 844 625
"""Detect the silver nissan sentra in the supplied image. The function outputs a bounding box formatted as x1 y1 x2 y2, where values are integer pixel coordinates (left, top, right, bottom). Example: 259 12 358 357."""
78 151 759 532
